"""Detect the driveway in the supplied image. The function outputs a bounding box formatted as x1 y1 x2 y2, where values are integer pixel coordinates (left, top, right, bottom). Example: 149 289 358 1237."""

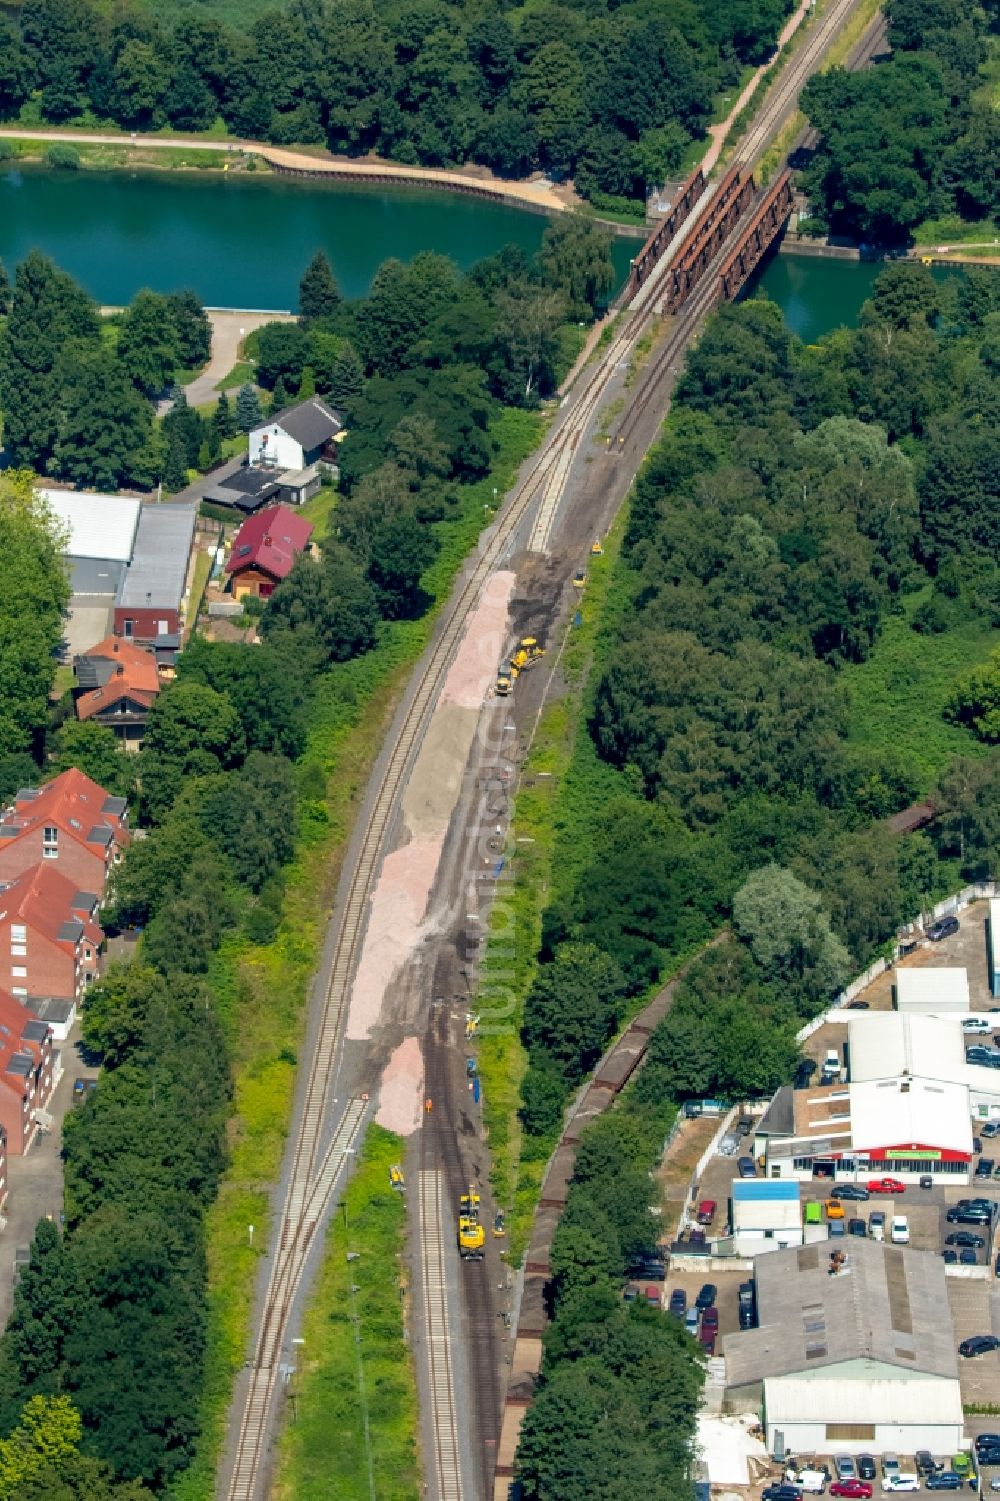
183 310 295 409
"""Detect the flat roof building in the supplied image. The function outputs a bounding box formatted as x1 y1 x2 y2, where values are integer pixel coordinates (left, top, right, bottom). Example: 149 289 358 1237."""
39 488 141 597
731 1179 803 1256
114 503 196 645
724 1241 963 1457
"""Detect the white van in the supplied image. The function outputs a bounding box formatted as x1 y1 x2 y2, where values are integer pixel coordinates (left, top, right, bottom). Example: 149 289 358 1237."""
796 1470 828 1493
890 1215 910 1245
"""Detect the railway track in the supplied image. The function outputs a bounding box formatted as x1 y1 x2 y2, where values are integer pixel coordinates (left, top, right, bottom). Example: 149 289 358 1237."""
419 1170 464 1501
220 215 660 1501
734 0 859 167
221 5 883 1492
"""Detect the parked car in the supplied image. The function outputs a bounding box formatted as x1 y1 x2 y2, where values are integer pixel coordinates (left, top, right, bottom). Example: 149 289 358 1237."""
848 1217 867 1237
696 1200 716 1226
927 914 959 941
832 1185 870 1201
951 1455 972 1477
926 1476 963 1491
867 1177 906 1194
942 1249 958 1264
623 1282 639 1302
947 1231 985 1248
858 1458 876 1481
890 1214 910 1244
882 1477 920 1492
700 1306 719 1332
975 1436 1000 1456
668 1289 687 1317
738 1280 756 1330
737 1155 756 1178
831 1483 871 1499
977 1158 995 1179
695 1282 717 1309
948 1207 993 1225
919 1175 934 1190
698 1326 716 1354
914 1454 940 1477
835 1458 857 1482
794 1060 817 1088
974 1137 984 1154
959 1334 1000 1357
964 1018 991 1033
763 1487 802 1501
960 1248 978 1265
983 1121 1000 1137
825 1198 846 1220
644 1285 661 1307
846 1000 870 1010
869 1211 886 1241
684 1307 699 1335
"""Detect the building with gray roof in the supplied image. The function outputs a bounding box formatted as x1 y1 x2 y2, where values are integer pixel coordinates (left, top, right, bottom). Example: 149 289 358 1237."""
113 503 196 645
723 1240 963 1458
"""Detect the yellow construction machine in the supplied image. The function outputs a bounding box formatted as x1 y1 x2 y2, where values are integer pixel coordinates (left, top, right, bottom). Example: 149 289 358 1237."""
458 1185 486 1261
496 638 544 697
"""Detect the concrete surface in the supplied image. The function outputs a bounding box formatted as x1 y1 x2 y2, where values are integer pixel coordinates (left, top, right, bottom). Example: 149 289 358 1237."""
60 597 114 660
183 310 295 410
0 1029 95 1329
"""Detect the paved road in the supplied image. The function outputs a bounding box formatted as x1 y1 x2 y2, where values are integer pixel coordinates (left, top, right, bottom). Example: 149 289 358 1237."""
184 311 294 409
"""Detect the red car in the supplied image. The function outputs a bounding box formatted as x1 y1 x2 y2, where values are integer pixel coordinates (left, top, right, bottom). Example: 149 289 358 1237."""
867 1177 906 1195
831 1483 872 1499
697 1199 717 1226
700 1306 719 1330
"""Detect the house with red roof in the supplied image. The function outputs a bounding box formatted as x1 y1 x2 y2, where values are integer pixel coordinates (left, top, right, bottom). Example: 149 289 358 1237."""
0 769 129 895
0 985 55 1155
225 504 314 601
74 635 162 748
0 864 103 1006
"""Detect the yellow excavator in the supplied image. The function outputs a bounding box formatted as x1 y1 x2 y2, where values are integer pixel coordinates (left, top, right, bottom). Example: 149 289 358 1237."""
495 638 544 696
458 1184 486 1261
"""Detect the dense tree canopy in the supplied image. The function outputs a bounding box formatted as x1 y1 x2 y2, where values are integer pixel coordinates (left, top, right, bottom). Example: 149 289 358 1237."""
2 0 798 207
0 475 70 759
801 0 999 241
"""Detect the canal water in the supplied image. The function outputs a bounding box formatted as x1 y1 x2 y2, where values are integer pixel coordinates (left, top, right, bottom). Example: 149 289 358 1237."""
1 163 899 333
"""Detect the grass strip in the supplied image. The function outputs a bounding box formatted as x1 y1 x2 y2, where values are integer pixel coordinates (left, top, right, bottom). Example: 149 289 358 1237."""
270 1125 420 1501
167 405 543 1499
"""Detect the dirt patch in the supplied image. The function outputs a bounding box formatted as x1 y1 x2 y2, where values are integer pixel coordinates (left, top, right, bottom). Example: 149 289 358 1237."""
657 1116 720 1236
346 837 444 1041
375 1036 425 1135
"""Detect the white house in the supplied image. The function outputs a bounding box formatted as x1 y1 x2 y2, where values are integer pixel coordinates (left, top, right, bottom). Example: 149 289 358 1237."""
724 1241 964 1459
731 1179 803 1255
249 396 344 473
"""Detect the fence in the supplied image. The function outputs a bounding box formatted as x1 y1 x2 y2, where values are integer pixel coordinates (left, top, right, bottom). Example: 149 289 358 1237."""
795 882 999 1044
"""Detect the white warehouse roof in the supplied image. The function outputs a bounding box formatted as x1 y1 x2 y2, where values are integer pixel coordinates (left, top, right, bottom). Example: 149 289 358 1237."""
850 1076 972 1156
39 488 141 564
764 1371 963 1429
895 967 970 1013
849 1013 967 1085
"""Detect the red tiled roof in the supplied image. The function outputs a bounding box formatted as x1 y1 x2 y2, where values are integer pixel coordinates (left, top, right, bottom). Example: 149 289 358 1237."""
225 504 313 583
0 863 103 950
0 985 48 1093
76 636 160 721
0 768 129 852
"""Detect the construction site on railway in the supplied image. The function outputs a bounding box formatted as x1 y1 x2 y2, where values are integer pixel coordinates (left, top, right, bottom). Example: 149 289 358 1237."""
217 3 890 1498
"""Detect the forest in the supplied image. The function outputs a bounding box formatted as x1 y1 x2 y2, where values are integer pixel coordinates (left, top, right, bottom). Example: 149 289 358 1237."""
800 0 1000 241
0 0 795 209
513 263 999 1498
